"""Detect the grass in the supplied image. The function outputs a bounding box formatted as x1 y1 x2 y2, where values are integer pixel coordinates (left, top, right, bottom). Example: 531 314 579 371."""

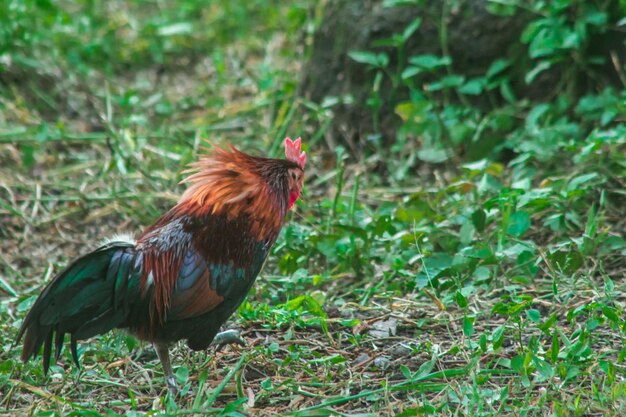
1 0 626 416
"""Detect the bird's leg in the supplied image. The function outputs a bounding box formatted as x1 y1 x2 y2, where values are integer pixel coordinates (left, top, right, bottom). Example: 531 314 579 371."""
211 329 246 351
155 342 177 396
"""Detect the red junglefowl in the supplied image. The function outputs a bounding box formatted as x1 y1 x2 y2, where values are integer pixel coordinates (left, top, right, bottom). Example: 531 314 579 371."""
16 138 306 395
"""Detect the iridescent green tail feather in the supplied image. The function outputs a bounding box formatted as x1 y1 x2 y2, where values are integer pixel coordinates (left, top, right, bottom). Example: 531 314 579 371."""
16 241 141 373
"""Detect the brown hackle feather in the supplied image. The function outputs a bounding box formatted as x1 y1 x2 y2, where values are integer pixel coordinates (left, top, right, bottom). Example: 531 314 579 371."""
177 143 288 238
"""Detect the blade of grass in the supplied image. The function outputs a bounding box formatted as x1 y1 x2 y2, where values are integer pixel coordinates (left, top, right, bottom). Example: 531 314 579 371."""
202 353 247 408
0 276 18 297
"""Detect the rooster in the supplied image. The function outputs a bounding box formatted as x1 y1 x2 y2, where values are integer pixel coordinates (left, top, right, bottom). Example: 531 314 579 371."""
16 137 306 395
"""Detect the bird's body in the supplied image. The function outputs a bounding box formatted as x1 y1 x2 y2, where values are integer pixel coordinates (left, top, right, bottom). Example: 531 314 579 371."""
17 138 306 394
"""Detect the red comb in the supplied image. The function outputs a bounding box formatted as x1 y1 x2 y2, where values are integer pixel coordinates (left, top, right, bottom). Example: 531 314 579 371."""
284 137 307 169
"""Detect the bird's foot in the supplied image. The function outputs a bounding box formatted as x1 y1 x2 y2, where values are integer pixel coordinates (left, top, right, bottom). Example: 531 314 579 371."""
155 342 178 397
166 375 179 397
211 329 245 352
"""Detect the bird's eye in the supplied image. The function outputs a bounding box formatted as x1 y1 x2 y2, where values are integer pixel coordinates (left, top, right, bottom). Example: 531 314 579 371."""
291 171 296 180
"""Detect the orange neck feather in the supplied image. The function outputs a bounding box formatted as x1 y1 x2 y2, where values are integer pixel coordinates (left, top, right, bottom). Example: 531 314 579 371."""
176 145 290 239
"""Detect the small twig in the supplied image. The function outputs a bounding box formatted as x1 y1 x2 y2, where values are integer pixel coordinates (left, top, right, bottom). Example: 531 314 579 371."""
9 379 82 408
610 50 626 87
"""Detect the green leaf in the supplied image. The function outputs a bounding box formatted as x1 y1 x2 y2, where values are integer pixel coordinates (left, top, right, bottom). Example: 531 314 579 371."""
426 75 465 91
532 356 554 378
463 316 474 337
526 103 550 128
549 250 583 274
599 236 626 255
17 295 37 312
402 17 422 41
605 278 615 294
526 308 541 323
456 291 468 308
416 147 449 163
584 10 608 26
400 365 413 379
283 295 327 317
395 196 435 222
394 409 421 417
602 306 619 323
459 221 475 245
492 325 505 349
348 50 388 67
538 313 557 333
416 357 436 378
401 66 422 79
471 209 487 232
486 59 510 79
415 253 453 288
408 54 451 70
511 354 525 373
567 172 599 191
473 266 491 282
507 211 531 237
586 318 599 331
525 60 552 84
479 333 488 352
551 332 560 363
458 78 485 95
565 366 580 382
175 365 189 384
500 80 517 103
20 145 36 168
